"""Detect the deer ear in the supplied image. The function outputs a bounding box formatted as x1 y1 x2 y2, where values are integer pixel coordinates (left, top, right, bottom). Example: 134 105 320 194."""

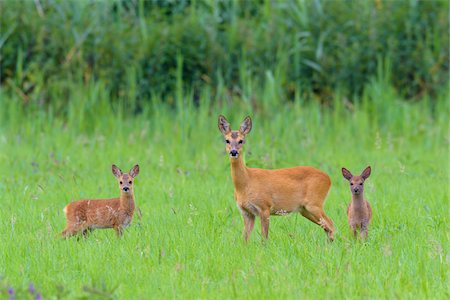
130 164 140 178
218 115 231 134
239 116 252 135
112 164 123 178
361 166 371 180
342 167 353 180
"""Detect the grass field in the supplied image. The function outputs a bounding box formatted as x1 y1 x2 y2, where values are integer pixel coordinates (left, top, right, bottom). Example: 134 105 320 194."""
0 83 448 299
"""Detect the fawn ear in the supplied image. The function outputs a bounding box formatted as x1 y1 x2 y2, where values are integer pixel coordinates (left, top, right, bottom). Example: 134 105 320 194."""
361 166 371 180
218 115 231 135
239 116 252 135
130 164 140 178
112 165 123 178
342 167 353 180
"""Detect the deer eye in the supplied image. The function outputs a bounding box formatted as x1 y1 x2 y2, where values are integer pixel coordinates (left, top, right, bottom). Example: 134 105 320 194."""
225 140 230 144
350 183 354 186
120 181 123 184
129 181 132 184
238 140 244 144
359 183 363 186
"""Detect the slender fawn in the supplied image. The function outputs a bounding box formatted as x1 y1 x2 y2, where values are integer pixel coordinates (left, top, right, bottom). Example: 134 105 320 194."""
342 166 372 239
61 164 140 238
218 115 335 242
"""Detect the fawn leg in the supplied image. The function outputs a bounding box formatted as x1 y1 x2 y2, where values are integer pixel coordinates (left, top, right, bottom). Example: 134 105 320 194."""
360 222 369 239
114 226 124 237
61 227 74 238
242 211 255 242
82 228 93 238
351 225 358 238
61 223 86 239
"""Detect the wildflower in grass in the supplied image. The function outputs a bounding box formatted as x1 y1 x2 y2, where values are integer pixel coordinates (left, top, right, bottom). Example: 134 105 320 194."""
35 293 42 300
8 287 14 300
29 283 36 294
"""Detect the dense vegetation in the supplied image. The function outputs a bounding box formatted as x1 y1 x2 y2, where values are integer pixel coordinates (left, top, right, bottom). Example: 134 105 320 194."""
1 0 448 110
0 83 448 298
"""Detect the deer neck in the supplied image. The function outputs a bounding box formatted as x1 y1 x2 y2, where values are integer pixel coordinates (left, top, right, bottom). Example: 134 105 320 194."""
119 192 135 212
352 193 365 207
230 155 249 190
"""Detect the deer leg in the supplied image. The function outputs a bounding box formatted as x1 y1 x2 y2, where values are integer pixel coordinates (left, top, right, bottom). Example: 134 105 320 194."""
322 214 335 241
242 211 255 242
61 227 75 238
61 221 87 239
260 210 270 240
360 222 369 239
351 225 358 238
82 228 93 238
302 205 335 242
114 226 124 237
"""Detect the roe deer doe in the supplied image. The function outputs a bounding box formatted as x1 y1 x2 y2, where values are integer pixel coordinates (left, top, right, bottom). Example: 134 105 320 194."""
218 115 335 242
61 164 140 238
342 166 372 239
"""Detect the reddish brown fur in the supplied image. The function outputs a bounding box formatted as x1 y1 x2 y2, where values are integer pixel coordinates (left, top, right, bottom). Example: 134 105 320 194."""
342 166 372 239
218 115 335 242
61 164 140 238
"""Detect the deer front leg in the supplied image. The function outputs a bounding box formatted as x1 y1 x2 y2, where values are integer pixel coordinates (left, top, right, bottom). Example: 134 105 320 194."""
260 210 270 240
242 211 255 242
114 225 124 237
350 224 358 238
360 221 369 239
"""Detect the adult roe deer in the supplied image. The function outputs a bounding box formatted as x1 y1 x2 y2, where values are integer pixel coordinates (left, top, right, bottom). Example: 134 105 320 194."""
61 164 140 238
342 166 372 239
218 115 335 242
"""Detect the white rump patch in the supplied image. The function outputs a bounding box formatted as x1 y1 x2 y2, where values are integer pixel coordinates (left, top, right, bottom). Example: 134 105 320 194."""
274 209 290 216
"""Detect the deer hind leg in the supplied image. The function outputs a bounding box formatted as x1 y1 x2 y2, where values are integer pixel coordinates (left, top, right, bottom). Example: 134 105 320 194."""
61 226 75 238
114 225 124 237
82 228 93 238
61 222 88 239
301 205 335 242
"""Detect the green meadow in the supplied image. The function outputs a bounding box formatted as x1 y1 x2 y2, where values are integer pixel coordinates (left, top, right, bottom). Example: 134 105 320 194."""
0 78 448 298
1 0 449 299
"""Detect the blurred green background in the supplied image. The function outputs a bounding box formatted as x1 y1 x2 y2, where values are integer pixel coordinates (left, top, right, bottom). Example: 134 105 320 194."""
1 0 448 111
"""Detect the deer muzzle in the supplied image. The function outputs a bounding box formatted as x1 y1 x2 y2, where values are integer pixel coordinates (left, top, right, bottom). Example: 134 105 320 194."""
229 149 239 158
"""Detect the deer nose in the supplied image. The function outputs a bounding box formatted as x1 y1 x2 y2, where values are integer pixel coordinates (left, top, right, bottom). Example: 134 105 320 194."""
123 187 129 192
230 150 238 157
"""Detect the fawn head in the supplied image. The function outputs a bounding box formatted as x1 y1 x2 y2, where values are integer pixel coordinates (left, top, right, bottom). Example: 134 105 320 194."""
342 166 371 195
218 115 252 159
112 164 140 194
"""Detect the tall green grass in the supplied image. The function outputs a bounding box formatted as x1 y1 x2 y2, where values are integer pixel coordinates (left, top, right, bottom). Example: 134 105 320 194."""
1 0 448 105
0 74 448 298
